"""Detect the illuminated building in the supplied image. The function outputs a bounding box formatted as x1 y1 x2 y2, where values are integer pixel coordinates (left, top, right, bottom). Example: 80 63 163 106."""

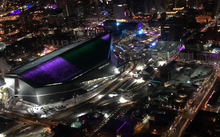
113 4 129 19
179 47 220 63
196 16 211 24
161 17 183 41
4 34 119 105
146 41 181 61
132 0 152 14
203 0 220 15
131 0 161 14
184 110 220 137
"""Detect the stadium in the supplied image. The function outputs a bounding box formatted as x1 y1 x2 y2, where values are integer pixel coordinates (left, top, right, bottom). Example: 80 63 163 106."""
4 33 119 105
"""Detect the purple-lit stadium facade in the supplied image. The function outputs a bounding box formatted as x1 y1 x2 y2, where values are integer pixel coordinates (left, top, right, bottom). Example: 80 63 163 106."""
4 33 118 105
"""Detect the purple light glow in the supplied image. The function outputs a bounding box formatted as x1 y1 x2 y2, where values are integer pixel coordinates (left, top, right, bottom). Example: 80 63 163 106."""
101 34 110 41
10 10 21 15
211 54 218 58
138 24 142 29
22 57 83 84
179 47 183 51
116 122 126 132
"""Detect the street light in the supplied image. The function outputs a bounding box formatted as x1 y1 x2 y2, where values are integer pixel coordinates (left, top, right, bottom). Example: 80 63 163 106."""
114 68 120 74
135 78 145 83
138 30 143 34
0 134 5 137
137 66 144 70
98 95 104 99
119 97 128 103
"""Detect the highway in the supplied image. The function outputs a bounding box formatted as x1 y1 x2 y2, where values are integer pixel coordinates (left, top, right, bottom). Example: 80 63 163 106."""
169 68 219 137
0 123 24 136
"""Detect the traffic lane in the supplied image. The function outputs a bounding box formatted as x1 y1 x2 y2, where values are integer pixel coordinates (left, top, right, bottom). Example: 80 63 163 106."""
176 75 218 137
60 77 132 124
53 78 130 123
170 118 187 137
51 79 122 120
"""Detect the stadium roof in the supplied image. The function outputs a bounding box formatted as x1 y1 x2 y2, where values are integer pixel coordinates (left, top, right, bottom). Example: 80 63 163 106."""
11 40 87 75
9 33 111 86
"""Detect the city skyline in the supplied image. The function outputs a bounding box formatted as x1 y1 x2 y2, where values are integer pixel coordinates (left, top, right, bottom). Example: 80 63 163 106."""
0 0 219 137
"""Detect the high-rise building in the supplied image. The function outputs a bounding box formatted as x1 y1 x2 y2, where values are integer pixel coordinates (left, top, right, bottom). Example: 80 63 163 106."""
127 0 162 15
112 0 127 4
132 0 146 14
204 0 220 15
131 0 153 14
113 4 128 19
185 0 197 8
154 0 162 11
144 0 153 13
168 0 176 9
161 17 183 41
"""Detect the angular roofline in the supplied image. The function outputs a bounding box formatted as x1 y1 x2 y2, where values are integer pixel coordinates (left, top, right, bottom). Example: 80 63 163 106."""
6 33 113 88
9 40 88 75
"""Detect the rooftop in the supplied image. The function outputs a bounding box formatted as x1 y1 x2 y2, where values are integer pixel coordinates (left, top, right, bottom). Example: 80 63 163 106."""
211 48 220 54
147 41 180 52
7 33 111 86
184 110 220 137
208 85 220 106
101 119 126 134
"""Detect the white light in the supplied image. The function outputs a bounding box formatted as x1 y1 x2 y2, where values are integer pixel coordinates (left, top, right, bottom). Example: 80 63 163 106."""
77 113 86 117
109 93 118 98
119 97 128 103
137 66 144 70
114 68 120 74
135 78 145 83
187 81 190 83
129 72 134 76
109 94 114 97
40 114 47 118
158 61 167 66
104 113 110 118
116 22 120 26
93 85 98 88
0 134 5 137
98 95 104 99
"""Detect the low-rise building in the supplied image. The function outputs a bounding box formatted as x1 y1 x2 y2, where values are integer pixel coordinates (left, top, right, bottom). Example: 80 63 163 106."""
146 41 181 61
